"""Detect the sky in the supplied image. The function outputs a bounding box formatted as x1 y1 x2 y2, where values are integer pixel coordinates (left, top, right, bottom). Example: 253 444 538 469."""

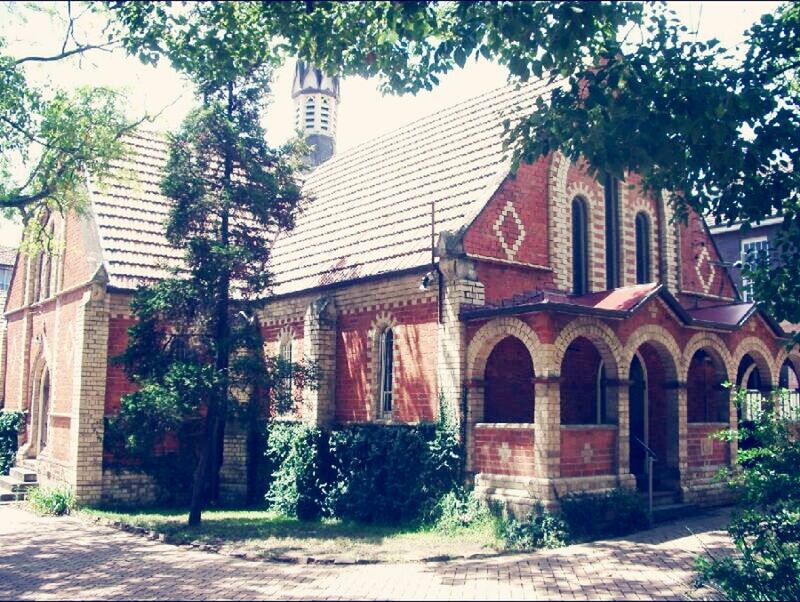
0 1 782 247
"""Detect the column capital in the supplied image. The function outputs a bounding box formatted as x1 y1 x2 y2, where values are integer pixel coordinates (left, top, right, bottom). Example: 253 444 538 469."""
533 375 561 385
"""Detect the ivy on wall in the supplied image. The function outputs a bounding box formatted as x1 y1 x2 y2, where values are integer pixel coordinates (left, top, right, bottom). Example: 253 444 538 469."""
0 411 24 476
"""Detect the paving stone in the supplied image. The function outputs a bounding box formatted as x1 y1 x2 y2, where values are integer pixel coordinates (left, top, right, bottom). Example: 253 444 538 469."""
0 505 733 601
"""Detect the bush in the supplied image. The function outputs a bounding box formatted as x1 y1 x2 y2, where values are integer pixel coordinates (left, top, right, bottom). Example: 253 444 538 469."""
697 389 800 601
428 488 497 535
499 503 568 550
559 488 648 540
0 411 24 476
27 486 75 516
264 420 462 524
265 422 330 520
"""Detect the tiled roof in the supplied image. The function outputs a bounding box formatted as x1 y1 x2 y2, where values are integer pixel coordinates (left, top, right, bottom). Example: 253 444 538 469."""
87 80 555 294
0 245 16 267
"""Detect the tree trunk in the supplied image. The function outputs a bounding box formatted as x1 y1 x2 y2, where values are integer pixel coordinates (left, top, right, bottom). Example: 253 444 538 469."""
188 416 215 526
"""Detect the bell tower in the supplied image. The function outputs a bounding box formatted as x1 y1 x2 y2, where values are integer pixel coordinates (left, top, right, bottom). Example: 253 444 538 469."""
292 61 341 167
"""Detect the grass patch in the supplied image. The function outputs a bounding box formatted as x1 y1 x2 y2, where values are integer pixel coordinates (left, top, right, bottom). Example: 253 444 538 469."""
78 506 505 563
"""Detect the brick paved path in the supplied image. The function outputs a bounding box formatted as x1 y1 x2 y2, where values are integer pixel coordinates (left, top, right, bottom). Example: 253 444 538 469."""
0 505 731 600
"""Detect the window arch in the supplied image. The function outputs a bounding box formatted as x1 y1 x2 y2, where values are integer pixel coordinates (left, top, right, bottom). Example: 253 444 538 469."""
304 97 316 130
635 212 651 284
572 197 589 295
279 335 293 397
320 98 330 131
378 328 394 416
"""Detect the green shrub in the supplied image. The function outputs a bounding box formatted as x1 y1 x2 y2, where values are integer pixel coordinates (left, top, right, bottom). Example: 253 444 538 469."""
0 411 24 476
27 486 75 516
499 503 568 550
264 419 462 524
696 389 800 601
559 488 648 540
428 488 497 535
265 422 330 520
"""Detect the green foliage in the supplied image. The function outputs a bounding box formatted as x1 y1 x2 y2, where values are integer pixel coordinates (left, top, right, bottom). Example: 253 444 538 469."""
427 488 498 536
0 410 24 476
499 503 569 551
697 388 800 601
264 420 463 525
559 488 648 541
110 1 800 332
265 422 330 521
0 4 135 219
27 486 75 516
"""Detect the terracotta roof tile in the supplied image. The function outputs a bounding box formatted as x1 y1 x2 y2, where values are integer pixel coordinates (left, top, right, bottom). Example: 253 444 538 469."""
87 80 556 293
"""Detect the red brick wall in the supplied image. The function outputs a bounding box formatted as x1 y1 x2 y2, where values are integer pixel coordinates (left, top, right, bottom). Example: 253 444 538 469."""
104 315 137 415
560 336 602 424
474 262 555 306
473 425 535 476
560 426 617 477
335 300 438 423
687 423 729 467
463 159 550 267
679 211 737 300
484 336 534 422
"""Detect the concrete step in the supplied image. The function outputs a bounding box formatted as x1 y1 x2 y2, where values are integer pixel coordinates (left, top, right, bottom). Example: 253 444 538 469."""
0 475 37 493
652 503 701 523
0 491 25 503
9 467 37 483
17 458 38 472
639 489 681 508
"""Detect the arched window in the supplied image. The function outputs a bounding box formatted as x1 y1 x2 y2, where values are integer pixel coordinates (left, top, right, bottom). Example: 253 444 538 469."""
379 328 394 416
320 98 330 131
279 336 293 397
572 197 589 295
635 212 651 284
304 97 316 130
36 219 56 302
604 174 621 289
39 368 51 451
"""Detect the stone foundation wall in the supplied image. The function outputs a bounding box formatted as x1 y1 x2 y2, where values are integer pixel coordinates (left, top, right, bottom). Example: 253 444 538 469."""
101 469 160 506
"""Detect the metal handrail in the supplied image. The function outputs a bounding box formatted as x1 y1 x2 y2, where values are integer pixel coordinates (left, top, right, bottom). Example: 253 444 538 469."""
633 436 657 526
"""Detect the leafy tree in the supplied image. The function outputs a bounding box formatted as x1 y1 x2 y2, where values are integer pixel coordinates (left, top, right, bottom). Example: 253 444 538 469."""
110 4 314 526
108 1 800 331
697 388 800 600
0 3 135 237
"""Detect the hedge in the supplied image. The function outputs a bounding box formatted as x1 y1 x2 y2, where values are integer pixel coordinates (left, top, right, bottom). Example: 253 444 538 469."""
265 421 461 523
0 411 24 476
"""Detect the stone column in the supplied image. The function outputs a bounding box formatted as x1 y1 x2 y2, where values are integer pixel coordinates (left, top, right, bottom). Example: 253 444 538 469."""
70 277 109 504
219 421 248 505
436 244 484 433
673 381 689 489
465 378 485 475
533 375 561 479
303 296 337 427
610 379 631 477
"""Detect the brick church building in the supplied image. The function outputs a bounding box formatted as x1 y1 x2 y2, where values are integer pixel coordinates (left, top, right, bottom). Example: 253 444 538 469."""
2 65 798 509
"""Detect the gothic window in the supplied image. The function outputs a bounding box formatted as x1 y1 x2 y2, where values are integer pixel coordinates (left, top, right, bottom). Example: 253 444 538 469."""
604 174 620 289
36 219 56 302
378 328 394 416
635 212 652 284
39 368 51 451
320 98 330 131
571 197 589 295
279 336 293 397
304 97 316 130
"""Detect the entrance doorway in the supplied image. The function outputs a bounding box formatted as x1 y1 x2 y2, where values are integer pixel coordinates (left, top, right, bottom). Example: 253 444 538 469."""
629 355 647 479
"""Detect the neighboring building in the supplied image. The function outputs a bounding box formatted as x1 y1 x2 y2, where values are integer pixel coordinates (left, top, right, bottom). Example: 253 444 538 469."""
709 216 784 303
2 68 798 511
0 245 15 408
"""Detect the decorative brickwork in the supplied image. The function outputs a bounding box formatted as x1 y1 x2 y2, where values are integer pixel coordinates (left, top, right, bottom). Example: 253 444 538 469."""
731 336 777 387
303 297 337 426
